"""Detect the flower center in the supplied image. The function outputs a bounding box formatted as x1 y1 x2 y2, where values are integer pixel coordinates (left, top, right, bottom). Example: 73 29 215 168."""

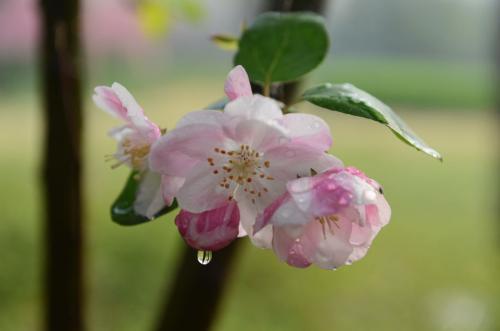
208 144 274 204
316 215 340 239
107 138 151 170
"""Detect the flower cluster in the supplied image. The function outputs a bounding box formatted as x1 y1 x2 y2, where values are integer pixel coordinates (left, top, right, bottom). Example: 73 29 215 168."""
94 66 391 270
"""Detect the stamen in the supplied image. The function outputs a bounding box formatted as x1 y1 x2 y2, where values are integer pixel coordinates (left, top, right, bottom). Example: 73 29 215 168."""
315 215 339 238
210 144 274 202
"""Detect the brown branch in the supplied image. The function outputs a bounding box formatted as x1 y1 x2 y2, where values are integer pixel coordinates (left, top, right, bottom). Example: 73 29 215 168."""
153 242 242 331
39 1 84 330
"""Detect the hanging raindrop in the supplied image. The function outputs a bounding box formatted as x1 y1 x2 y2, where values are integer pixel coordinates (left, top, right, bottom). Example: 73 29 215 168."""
197 250 212 265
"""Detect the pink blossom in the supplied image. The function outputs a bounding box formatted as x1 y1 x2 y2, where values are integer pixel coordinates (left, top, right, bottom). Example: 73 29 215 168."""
255 167 391 269
93 83 173 219
150 66 341 249
224 65 252 101
93 82 161 171
175 202 240 251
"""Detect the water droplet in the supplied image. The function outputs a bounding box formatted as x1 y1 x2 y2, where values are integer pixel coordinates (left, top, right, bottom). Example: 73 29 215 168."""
363 190 377 203
197 250 212 265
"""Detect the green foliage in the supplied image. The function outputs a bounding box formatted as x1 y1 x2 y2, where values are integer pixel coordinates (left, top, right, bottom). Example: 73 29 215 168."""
310 57 493 109
111 171 177 226
234 12 328 85
302 83 442 160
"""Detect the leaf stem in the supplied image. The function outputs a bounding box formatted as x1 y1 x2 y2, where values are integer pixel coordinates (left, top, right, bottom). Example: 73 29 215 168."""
263 82 271 97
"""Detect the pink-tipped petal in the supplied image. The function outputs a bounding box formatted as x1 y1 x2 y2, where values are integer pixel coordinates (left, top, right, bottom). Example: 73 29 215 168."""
111 82 143 114
224 65 252 100
272 227 313 268
133 171 166 219
281 113 333 151
224 94 283 121
175 163 232 213
265 145 342 181
161 175 185 206
237 223 248 237
176 110 228 128
93 86 130 121
237 198 274 249
307 218 354 269
231 118 288 152
175 202 240 251
93 82 158 133
254 194 291 233
149 122 230 177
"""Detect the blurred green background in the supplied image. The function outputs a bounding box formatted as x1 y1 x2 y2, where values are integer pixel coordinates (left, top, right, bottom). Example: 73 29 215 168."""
0 0 498 330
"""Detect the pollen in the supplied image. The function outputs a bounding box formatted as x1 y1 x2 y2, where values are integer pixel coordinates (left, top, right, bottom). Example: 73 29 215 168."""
210 144 274 202
109 138 151 170
316 215 340 239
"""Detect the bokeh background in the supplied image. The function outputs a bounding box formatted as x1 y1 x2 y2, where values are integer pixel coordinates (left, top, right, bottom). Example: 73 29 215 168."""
1 0 499 330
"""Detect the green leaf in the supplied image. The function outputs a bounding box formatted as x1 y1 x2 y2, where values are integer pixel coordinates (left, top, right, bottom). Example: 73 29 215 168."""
111 171 178 226
211 34 239 51
234 12 328 85
302 83 442 160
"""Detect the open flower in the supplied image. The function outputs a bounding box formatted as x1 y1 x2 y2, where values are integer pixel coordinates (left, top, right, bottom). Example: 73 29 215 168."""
93 82 161 171
150 66 340 248
255 167 391 269
93 83 175 218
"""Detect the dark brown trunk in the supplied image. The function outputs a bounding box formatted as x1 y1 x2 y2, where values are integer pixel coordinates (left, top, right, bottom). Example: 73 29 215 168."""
153 241 242 331
153 2 327 331
39 1 84 331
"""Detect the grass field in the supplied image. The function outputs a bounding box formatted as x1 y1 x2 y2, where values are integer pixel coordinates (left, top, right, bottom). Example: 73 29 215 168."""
0 78 498 331
1 56 493 111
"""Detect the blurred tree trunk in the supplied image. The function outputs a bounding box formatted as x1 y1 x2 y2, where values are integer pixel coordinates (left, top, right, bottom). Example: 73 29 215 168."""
39 1 84 331
153 2 327 331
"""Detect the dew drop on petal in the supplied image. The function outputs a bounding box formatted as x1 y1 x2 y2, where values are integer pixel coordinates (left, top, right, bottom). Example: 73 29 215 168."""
197 250 212 265
363 190 377 203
